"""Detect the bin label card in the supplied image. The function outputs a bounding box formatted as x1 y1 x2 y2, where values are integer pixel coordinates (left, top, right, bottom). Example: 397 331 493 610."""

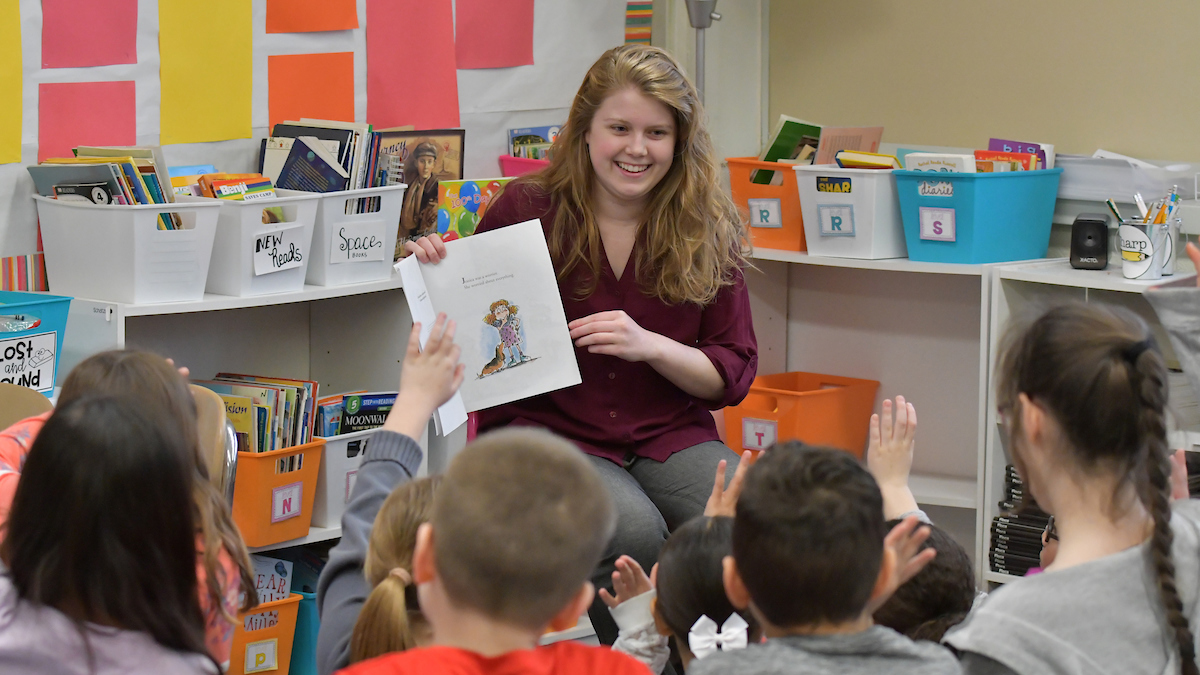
919 207 957 242
253 223 306 276
330 220 387 265
918 181 954 197
747 198 782 228
818 205 856 237
345 469 358 504
816 176 852 193
244 638 279 672
271 481 303 522
0 331 56 393
742 418 777 451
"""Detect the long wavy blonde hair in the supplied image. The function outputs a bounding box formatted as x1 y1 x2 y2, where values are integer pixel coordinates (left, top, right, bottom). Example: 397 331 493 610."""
521 44 748 306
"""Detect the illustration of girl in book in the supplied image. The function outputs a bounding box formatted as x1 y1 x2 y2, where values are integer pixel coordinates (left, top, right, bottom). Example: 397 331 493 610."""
481 300 530 377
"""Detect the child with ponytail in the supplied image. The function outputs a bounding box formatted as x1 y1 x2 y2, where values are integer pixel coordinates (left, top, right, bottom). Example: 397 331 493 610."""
945 303 1200 675
348 476 441 662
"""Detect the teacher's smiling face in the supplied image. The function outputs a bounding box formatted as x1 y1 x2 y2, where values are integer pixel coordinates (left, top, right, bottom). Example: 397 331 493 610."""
585 85 676 211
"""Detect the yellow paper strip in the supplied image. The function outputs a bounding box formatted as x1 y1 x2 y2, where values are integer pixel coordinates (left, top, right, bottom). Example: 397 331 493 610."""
159 0 252 144
0 0 21 164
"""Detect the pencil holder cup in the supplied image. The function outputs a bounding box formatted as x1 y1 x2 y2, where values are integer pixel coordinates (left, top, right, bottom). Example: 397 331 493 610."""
1118 219 1171 280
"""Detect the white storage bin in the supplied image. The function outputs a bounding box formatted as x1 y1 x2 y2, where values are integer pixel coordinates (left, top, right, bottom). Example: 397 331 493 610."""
179 193 320 297
279 185 407 287
312 428 372 528
33 195 220 304
794 165 907 260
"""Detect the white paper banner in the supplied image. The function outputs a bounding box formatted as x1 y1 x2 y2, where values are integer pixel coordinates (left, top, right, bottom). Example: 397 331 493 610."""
253 224 306 276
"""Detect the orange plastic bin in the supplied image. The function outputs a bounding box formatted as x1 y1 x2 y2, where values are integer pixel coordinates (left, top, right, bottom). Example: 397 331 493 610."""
229 593 302 675
726 157 807 252
231 440 324 548
724 372 880 458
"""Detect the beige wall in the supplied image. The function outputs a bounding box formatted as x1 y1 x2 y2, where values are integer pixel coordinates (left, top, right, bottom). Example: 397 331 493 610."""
770 0 1200 161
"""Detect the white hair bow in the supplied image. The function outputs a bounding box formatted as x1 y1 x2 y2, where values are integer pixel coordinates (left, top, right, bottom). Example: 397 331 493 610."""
687 613 749 660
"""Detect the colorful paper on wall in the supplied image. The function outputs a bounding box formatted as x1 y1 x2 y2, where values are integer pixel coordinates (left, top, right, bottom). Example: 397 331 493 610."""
455 0 534 70
366 0 460 129
1 254 48 292
0 0 19 164
159 0 252 144
625 2 652 44
41 0 138 68
268 52 355 132
38 82 136 162
266 0 358 33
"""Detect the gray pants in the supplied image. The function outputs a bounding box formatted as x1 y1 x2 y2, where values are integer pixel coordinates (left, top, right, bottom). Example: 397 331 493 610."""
587 441 740 646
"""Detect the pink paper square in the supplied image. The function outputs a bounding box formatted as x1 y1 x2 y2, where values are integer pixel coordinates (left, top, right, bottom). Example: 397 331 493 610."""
38 81 137 162
42 0 138 69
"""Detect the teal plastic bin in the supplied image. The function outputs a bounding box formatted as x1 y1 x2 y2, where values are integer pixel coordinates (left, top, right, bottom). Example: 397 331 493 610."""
289 590 319 675
0 291 71 396
893 168 1062 264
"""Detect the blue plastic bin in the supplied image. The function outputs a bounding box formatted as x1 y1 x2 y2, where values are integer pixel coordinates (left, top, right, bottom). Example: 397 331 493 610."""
893 168 1062 264
289 590 319 675
0 291 71 396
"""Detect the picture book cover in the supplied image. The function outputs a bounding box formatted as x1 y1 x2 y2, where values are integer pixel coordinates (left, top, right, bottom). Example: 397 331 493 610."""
396 219 581 433
436 178 513 241
974 150 1036 170
987 138 1054 169
814 126 884 167
753 115 822 184
903 153 976 173
250 554 293 603
340 392 398 433
277 136 350 193
377 128 466 259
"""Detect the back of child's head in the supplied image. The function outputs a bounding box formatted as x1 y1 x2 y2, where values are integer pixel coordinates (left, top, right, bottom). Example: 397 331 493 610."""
655 516 760 653
733 441 884 628
997 302 1196 671
2 394 211 663
350 476 442 663
58 349 257 615
874 520 974 642
430 428 615 630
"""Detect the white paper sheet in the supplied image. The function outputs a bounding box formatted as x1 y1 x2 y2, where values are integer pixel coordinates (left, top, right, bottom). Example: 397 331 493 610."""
396 254 469 435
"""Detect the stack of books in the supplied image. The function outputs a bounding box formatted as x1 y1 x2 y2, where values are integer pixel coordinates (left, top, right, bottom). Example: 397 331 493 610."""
192 373 318 459
751 115 885 183
901 138 1056 173
989 464 1050 577
316 391 396 437
261 118 392 213
27 145 178 229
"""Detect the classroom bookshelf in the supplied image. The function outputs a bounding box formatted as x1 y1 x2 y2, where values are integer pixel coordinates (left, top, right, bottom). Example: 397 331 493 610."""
982 258 1200 587
56 274 431 554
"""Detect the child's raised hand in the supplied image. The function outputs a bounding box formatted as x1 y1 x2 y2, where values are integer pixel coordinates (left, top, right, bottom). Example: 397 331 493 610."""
705 451 756 517
598 555 654 609
867 396 920 520
404 234 448 264
1170 448 1190 501
385 314 465 440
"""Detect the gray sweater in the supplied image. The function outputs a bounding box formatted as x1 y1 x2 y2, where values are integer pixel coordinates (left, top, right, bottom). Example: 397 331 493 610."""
314 430 423 675
946 499 1200 675
688 625 961 675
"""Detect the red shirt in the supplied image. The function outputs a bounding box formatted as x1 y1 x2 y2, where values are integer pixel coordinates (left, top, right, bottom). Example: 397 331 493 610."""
336 642 652 675
475 182 757 463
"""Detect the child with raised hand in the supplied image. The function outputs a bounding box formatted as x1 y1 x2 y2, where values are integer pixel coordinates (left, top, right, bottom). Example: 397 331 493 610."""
688 441 958 675
317 314 464 675
348 475 442 663
0 394 221 673
945 303 1200 675
336 426 651 675
0 350 254 668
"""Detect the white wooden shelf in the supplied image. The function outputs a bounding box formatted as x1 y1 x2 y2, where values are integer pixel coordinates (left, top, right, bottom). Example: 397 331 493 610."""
997 258 1196 293
751 248 985 276
984 571 1020 585
249 526 342 553
910 473 978 509
108 275 404 317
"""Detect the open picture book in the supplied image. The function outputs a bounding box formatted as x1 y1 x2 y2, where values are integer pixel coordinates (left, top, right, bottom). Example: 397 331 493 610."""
396 219 582 434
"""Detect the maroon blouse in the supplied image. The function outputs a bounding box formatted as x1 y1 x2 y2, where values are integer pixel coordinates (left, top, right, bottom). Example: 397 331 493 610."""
473 182 757 463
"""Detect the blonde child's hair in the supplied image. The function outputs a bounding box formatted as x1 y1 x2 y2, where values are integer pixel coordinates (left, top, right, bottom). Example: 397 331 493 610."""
349 476 442 663
521 44 748 306
432 428 615 630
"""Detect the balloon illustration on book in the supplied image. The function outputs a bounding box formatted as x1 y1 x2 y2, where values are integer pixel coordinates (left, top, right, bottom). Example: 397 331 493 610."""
480 299 537 378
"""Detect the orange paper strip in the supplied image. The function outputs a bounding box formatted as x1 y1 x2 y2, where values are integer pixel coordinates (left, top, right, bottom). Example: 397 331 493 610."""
266 0 357 33
268 52 356 132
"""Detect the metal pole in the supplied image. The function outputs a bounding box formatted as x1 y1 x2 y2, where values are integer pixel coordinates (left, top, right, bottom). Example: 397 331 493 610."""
683 0 720 104
696 27 705 103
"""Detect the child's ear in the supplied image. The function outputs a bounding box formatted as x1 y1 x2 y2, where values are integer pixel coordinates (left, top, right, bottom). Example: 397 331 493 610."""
869 544 897 604
413 522 437 585
547 581 594 633
651 596 673 638
722 555 751 610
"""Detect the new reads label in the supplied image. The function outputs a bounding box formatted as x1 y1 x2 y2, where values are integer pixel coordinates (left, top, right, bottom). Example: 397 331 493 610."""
253 224 306 276
0 331 56 393
331 220 387 265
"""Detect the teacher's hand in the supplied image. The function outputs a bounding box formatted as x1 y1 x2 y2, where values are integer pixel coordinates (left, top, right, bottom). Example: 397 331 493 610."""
569 310 661 362
404 234 447 264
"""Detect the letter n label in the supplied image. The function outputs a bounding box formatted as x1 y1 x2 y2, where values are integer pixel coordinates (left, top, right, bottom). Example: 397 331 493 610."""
272 481 303 523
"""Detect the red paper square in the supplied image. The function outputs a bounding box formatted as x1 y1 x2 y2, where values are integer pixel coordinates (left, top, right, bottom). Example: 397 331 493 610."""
38 81 137 162
42 0 138 68
455 0 534 69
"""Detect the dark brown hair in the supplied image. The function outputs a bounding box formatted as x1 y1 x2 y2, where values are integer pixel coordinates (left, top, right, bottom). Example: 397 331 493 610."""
732 442 885 628
431 428 615 630
58 350 257 618
997 303 1197 674
874 520 974 641
3 395 213 669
